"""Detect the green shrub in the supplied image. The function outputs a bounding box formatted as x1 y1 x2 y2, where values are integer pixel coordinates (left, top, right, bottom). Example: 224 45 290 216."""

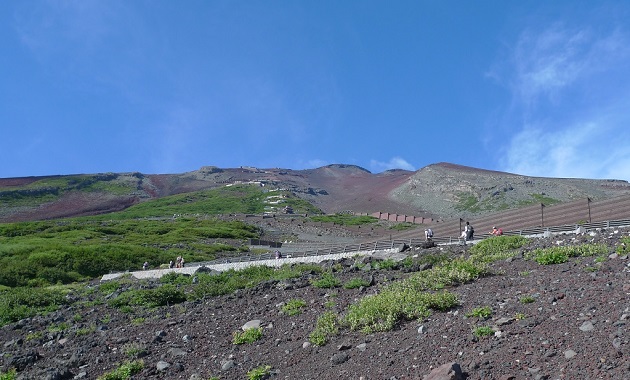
374 259 398 270
616 237 630 254
344 290 458 333
473 326 494 338
343 278 371 289
466 306 492 319
122 343 147 358
0 287 67 326
310 272 340 289
247 365 272 380
97 360 144 380
0 368 17 380
519 295 535 304
108 284 186 309
281 298 307 316
529 244 609 265
233 327 263 345
469 235 528 262
308 311 339 346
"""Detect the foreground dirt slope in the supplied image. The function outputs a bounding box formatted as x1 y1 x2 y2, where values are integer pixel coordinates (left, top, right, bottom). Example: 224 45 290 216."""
1 225 628 380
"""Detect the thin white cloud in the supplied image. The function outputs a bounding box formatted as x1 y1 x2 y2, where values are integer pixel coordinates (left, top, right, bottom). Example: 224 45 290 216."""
495 20 630 181
369 157 415 173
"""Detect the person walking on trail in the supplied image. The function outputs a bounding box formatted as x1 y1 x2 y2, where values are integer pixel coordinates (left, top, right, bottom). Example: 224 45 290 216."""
465 222 474 241
461 222 474 244
424 228 433 241
143 262 149 270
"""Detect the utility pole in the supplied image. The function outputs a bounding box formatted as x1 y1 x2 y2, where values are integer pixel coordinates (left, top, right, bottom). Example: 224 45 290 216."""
587 197 592 223
541 203 545 227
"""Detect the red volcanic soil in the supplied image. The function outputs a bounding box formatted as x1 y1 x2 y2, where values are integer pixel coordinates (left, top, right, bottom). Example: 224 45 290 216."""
4 192 140 222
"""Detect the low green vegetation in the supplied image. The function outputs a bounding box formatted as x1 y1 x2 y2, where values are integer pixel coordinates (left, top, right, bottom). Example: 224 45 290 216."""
97 360 144 380
526 244 608 265
0 368 16 380
310 272 341 288
108 284 186 309
233 327 263 345
473 326 494 338
308 311 339 346
122 343 147 358
466 306 492 319
0 287 67 326
343 277 371 289
469 235 528 262
0 216 258 287
616 237 630 254
309 214 378 226
281 298 307 316
373 259 399 270
519 295 535 304
247 365 272 380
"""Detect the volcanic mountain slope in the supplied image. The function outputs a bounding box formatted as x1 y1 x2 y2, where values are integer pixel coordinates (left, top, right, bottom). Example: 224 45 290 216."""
2 163 630 223
391 163 630 219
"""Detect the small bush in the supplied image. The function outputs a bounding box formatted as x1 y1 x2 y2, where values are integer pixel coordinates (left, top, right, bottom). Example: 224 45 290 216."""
247 364 272 380
281 298 307 316
466 306 492 319
473 326 494 338
519 295 535 304
343 278 371 289
0 368 17 380
374 259 398 270
233 327 263 345
108 284 186 309
310 272 340 289
529 244 609 265
122 343 147 358
97 360 144 380
308 311 339 346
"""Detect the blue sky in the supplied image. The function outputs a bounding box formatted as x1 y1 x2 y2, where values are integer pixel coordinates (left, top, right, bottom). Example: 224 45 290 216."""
2 1 630 180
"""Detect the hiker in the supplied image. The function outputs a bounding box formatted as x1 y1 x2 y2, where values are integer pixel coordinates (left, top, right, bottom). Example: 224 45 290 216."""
176 256 182 268
460 222 474 244
143 261 149 270
180 257 185 267
424 228 433 241
275 250 282 259
169 260 174 269
490 226 503 236
465 222 474 241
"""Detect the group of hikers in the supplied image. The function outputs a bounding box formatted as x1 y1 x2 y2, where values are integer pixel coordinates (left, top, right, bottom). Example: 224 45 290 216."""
424 222 503 245
170 256 185 268
142 256 186 270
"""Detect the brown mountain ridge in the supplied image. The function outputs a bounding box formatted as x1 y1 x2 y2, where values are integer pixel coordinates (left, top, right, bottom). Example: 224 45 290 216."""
1 162 630 223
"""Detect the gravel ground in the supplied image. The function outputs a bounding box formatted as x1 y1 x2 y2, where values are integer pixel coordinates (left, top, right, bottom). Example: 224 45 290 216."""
1 226 629 380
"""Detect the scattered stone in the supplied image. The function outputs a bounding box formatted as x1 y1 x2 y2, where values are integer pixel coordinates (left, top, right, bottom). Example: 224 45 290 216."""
168 347 187 357
422 362 464 380
356 343 367 352
564 350 577 359
242 320 262 331
330 352 349 365
579 321 594 332
156 361 171 371
221 360 235 371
